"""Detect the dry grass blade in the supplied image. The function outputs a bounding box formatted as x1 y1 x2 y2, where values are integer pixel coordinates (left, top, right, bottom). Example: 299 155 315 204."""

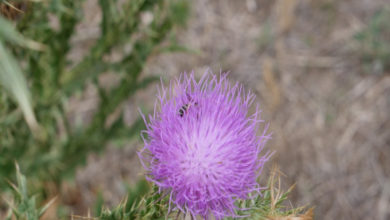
268 208 314 220
275 0 299 34
269 166 293 211
267 166 312 220
2 1 24 13
39 196 57 216
70 214 97 220
262 56 281 111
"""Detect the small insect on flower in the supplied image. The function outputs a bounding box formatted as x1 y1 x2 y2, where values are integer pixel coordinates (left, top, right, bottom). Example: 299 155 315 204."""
178 93 198 117
178 103 190 117
138 72 271 220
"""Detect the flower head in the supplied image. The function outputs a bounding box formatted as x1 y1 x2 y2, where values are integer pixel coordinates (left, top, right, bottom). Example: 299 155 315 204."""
138 72 270 219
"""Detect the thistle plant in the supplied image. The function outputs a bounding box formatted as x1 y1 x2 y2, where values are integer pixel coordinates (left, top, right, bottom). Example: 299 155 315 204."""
138 73 272 219
4 164 311 220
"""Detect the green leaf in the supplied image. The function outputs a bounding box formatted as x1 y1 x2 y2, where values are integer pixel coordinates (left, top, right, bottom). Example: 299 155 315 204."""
0 41 40 134
0 16 44 50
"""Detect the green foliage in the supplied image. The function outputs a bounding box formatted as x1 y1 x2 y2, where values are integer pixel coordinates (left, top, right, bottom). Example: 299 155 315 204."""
355 7 390 75
98 183 168 220
232 171 306 220
0 16 42 135
0 0 189 202
241 187 304 219
96 174 308 220
3 164 56 220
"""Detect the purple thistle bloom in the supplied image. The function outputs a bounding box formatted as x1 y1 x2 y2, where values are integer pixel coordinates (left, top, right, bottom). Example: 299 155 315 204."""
138 72 271 219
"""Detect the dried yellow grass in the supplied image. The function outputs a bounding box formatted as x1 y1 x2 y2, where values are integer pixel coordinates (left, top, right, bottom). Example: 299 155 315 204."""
268 208 314 220
266 166 313 220
262 56 281 111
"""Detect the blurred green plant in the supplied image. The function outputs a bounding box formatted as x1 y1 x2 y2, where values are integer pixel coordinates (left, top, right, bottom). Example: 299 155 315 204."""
3 164 56 220
0 15 43 136
0 0 189 210
355 7 390 75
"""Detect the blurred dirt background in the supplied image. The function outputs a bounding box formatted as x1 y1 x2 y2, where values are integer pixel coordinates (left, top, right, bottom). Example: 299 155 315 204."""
69 0 390 219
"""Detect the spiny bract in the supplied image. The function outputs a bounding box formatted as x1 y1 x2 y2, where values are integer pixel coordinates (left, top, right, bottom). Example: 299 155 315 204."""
138 72 271 219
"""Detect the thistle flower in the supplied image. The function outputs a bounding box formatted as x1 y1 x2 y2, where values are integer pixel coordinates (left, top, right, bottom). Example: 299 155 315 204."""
138 72 271 219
